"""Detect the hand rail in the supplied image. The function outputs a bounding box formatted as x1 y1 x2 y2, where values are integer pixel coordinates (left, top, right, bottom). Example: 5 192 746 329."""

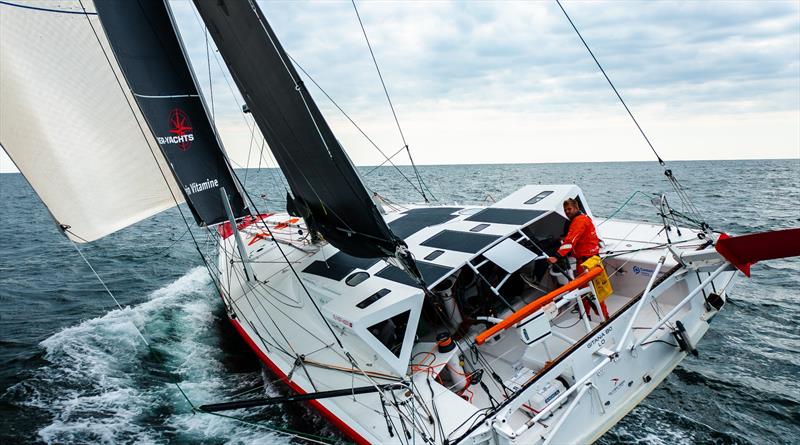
615 251 667 353
634 262 730 349
475 266 603 345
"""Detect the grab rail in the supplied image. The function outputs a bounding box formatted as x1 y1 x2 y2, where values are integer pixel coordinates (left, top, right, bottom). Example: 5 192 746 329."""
634 262 731 349
475 266 603 345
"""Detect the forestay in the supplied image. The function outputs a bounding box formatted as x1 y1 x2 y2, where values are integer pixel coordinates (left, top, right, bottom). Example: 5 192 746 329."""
194 0 404 259
94 0 248 226
0 1 184 242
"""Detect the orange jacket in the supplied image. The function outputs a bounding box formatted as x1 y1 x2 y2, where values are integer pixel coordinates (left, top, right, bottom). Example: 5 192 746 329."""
557 213 600 259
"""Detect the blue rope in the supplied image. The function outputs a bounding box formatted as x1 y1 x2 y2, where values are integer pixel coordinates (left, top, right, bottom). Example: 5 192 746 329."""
0 1 96 15
599 190 656 224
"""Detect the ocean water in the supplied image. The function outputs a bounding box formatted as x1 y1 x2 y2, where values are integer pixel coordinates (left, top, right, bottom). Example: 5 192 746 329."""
1 159 798 444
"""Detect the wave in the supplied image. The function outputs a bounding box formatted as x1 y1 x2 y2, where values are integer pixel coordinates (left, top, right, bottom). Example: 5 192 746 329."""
8 267 289 444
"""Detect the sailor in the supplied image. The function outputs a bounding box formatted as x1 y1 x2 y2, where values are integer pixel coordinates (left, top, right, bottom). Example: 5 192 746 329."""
547 198 600 272
548 198 607 318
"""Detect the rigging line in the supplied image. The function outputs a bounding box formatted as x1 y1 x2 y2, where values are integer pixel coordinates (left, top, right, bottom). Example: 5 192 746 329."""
143 226 191 258
224 260 301 359
226 285 295 357
351 0 429 203
0 0 96 15
237 91 361 236
133 93 199 98
288 54 429 200
77 12 242 426
226 2 416 411
242 10 391 239
235 273 299 356
66 238 148 346
597 190 656 226
365 145 407 175
188 5 288 194
201 410 336 445
425 376 447 443
257 137 266 173
243 117 257 187
237 184 348 352
77 0 218 294
205 25 215 123
409 379 437 440
555 0 664 166
248 282 334 351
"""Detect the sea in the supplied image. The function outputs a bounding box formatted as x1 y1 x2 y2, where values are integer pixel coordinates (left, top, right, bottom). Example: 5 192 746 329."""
1 159 798 444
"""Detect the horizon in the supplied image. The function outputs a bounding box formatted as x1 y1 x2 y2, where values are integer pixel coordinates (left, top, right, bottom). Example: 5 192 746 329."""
3 156 798 175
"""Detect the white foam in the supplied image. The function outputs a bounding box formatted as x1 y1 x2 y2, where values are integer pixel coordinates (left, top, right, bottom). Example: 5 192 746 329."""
15 267 291 444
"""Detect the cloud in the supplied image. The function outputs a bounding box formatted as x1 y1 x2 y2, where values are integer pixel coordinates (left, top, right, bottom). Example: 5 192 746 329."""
2 0 797 173
171 0 795 167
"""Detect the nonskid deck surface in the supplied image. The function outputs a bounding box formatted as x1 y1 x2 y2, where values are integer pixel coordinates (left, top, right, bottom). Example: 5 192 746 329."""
217 186 729 444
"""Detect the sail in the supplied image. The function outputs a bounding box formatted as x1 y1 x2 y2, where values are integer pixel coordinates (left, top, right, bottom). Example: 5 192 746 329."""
0 0 185 243
93 0 248 226
193 0 403 258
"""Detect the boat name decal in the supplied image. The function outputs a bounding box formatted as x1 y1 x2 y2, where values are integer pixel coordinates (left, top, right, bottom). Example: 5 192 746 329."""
586 326 613 350
333 314 352 328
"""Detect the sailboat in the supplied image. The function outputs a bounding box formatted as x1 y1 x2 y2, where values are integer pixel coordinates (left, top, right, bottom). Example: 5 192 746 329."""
2 1 798 444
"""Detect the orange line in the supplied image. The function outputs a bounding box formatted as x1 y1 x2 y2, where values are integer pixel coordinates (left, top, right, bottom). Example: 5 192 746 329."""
475 267 603 345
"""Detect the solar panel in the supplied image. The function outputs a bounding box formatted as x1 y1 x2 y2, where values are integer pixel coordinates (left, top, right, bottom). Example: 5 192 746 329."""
465 208 545 225
388 207 460 239
376 261 453 288
303 252 381 281
421 229 501 254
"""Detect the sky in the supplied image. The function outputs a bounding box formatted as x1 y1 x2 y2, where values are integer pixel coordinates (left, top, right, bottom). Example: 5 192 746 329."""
1 0 799 173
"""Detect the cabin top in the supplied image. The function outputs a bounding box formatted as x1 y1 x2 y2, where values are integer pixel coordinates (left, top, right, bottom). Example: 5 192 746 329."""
278 184 590 374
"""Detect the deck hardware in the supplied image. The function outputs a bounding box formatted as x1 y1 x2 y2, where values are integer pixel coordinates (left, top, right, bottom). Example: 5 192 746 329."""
221 187 255 281
635 263 730 349
617 252 668 354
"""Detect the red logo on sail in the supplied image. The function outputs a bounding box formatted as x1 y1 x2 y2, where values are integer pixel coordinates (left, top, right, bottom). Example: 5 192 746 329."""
156 108 195 151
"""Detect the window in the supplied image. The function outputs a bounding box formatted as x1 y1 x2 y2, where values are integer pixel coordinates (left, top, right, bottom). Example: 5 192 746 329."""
424 249 445 261
469 223 490 232
368 310 410 358
356 288 390 309
525 190 553 205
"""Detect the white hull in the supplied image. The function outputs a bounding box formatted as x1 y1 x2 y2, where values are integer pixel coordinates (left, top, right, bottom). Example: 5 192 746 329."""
215 185 738 444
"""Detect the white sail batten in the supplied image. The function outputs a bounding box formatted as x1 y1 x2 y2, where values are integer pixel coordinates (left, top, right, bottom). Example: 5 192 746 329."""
0 1 184 242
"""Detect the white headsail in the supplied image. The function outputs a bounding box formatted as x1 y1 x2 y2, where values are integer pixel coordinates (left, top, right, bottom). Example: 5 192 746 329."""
0 1 184 242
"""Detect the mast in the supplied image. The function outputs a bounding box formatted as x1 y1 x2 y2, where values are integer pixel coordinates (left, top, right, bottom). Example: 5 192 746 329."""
193 0 407 259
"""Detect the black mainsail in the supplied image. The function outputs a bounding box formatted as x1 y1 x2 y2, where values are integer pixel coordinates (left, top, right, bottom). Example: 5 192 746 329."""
193 0 404 259
94 0 247 226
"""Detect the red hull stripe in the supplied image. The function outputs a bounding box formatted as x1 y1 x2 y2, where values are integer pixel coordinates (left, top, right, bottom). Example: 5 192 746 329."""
229 318 371 445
